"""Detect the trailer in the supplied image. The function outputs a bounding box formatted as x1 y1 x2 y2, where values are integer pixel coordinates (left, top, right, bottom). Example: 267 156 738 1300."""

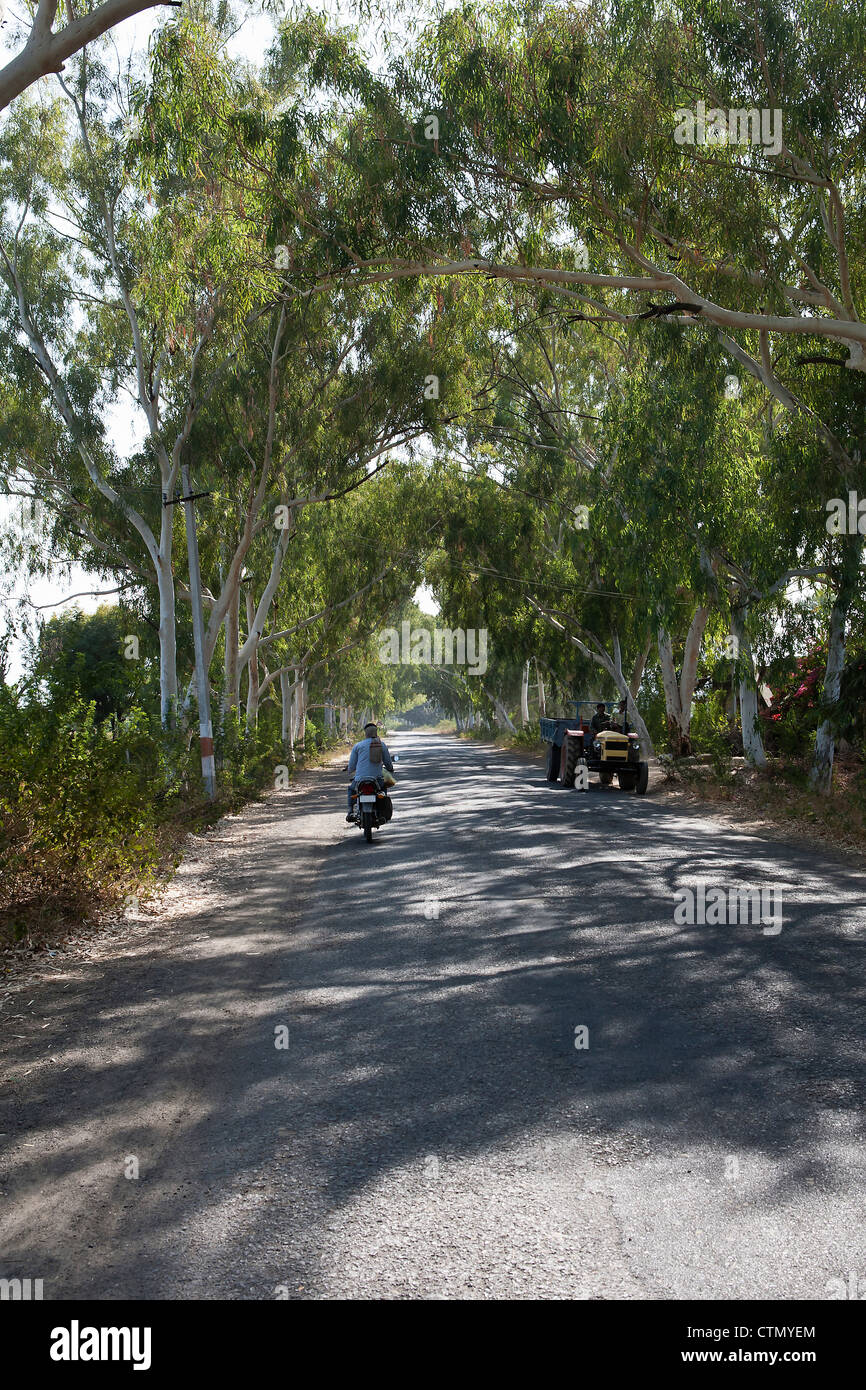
540 700 649 794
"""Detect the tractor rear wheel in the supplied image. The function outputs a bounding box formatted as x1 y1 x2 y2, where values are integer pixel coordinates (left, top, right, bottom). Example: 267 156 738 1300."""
617 770 638 791
562 734 580 788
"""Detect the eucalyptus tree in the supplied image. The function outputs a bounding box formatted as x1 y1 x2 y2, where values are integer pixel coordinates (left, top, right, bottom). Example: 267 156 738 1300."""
427 432 659 750
366 2 866 378
243 456 439 731
0 22 276 724
193 275 481 720
0 0 179 111
758 348 866 788
400 0 866 776
267 1 864 773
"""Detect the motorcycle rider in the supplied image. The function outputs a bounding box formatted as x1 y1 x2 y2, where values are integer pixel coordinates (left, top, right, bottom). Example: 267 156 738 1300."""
346 721 395 821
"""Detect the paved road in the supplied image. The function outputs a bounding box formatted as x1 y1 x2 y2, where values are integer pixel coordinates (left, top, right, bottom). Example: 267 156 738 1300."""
2 732 865 1299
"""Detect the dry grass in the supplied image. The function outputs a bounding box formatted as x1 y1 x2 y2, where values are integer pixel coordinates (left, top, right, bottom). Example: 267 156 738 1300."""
658 756 866 862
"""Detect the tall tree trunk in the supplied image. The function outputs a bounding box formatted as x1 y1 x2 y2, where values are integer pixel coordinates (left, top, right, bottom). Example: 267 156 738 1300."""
630 632 653 702
611 632 655 754
657 607 709 756
730 604 767 767
536 663 546 717
156 548 177 727
245 588 259 727
280 669 294 762
811 533 862 793
520 661 531 725
485 687 516 732
295 669 307 749
223 582 240 714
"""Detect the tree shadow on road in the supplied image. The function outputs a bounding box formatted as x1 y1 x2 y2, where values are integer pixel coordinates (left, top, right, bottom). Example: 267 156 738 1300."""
1 733 864 1298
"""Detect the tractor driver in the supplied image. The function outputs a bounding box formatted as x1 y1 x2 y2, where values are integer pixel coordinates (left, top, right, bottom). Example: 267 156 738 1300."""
590 702 611 735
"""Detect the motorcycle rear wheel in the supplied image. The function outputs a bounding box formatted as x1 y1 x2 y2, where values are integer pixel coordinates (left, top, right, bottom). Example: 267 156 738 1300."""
362 810 373 842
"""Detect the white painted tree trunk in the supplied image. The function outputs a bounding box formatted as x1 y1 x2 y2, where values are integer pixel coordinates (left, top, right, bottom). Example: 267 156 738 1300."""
295 670 307 749
223 583 240 715
730 606 767 766
156 552 178 727
810 542 860 792
280 669 294 762
536 665 546 717
237 528 291 693
679 608 708 719
245 588 259 727
658 627 682 752
520 661 531 726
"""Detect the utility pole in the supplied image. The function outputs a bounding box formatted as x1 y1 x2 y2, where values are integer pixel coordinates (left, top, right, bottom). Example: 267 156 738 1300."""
180 462 216 800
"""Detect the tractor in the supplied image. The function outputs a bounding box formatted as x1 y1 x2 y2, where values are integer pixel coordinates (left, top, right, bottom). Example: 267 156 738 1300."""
540 700 649 794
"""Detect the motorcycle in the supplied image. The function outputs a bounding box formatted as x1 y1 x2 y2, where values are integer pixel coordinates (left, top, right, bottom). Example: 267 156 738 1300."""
350 779 393 841
348 754 398 843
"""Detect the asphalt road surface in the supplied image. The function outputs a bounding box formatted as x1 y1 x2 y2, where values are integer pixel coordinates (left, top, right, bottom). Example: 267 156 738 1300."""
2 732 865 1299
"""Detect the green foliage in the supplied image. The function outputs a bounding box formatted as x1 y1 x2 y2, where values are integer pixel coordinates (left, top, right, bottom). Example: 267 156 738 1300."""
30 605 151 722
509 721 544 749
767 708 816 763
5 0 866 950
689 693 733 774
0 687 161 939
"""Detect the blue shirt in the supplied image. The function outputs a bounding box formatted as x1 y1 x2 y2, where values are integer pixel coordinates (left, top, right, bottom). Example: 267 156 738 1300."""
348 736 394 781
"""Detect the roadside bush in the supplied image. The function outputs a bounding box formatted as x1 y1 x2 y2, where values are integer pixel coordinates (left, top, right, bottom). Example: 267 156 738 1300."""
0 688 161 941
690 693 733 773
510 721 544 748
764 707 816 761
635 666 668 752
0 669 348 949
